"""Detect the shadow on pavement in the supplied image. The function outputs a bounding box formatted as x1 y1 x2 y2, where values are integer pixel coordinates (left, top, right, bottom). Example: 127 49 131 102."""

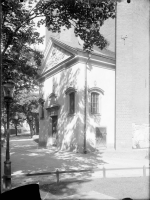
39 177 149 200
33 138 39 144
10 133 31 138
39 179 91 198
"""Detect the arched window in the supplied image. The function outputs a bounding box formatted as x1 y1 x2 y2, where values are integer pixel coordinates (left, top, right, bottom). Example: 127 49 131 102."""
91 92 99 114
65 87 77 115
88 87 104 115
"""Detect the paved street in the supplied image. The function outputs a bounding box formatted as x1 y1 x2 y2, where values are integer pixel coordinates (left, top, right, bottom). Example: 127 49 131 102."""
1 133 149 199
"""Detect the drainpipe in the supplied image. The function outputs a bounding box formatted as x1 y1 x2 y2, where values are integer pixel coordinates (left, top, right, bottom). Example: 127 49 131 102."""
84 53 91 154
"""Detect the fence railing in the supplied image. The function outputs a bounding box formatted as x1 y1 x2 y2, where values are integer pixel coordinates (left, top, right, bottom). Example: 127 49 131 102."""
23 165 149 184
94 165 149 178
25 169 93 184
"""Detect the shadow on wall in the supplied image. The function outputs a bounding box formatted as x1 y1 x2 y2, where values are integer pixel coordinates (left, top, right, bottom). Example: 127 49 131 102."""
53 66 83 152
40 64 96 153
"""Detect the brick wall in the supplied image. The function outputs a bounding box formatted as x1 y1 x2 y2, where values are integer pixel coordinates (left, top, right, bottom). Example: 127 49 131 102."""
131 0 150 148
116 0 150 150
115 0 133 149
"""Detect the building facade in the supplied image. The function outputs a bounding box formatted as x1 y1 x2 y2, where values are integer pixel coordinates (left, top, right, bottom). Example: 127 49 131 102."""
38 0 150 152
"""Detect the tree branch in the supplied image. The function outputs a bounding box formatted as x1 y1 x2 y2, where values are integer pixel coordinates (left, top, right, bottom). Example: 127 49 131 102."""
2 0 45 56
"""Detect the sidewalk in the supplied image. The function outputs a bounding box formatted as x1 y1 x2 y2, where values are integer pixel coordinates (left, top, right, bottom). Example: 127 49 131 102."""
1 134 149 199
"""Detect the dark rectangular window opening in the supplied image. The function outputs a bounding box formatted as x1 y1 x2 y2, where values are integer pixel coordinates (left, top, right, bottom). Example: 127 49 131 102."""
69 92 75 114
96 127 107 147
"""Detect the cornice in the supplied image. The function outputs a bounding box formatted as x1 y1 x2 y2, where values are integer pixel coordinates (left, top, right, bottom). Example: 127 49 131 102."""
38 56 78 82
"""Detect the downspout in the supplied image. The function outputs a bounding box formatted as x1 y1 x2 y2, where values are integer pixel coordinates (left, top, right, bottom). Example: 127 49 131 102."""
114 0 117 149
148 1 150 147
84 53 91 154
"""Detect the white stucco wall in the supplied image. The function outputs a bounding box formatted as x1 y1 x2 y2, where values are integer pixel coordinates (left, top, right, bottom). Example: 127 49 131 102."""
39 58 115 152
87 66 115 149
39 62 86 152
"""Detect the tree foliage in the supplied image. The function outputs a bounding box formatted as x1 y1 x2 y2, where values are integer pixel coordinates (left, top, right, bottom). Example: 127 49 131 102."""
2 0 116 56
41 0 116 51
11 89 39 137
2 0 44 91
2 0 116 87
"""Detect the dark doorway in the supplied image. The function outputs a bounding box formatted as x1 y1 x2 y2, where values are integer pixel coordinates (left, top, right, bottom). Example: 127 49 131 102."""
96 127 107 148
52 116 58 140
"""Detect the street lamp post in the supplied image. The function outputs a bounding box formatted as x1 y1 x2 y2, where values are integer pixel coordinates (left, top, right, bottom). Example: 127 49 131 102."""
2 80 15 190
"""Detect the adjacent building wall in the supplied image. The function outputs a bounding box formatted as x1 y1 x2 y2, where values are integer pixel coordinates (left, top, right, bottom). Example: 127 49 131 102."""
116 0 150 149
87 65 115 149
116 0 134 150
131 0 149 148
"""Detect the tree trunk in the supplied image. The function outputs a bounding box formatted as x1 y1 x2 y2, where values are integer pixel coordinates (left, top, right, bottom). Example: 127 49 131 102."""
15 124 17 136
35 115 39 135
29 123 33 138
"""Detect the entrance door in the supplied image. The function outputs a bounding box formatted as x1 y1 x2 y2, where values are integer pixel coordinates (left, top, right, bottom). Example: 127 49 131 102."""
96 127 107 148
52 116 58 145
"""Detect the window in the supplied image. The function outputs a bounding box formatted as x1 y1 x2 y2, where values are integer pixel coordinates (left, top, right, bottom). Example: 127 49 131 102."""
65 87 77 115
89 87 104 115
69 92 75 114
91 92 99 114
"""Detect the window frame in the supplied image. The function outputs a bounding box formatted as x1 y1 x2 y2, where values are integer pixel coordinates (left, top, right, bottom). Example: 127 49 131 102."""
69 92 75 114
65 87 77 115
91 92 99 114
88 87 104 116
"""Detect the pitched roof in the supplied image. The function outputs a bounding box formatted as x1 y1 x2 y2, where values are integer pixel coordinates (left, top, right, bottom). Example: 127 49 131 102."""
51 36 115 59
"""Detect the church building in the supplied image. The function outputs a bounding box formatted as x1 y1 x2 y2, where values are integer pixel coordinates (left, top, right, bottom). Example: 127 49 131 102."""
38 0 150 152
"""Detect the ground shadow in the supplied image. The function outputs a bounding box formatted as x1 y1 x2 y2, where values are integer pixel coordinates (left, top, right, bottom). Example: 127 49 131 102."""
10 132 31 138
33 138 39 144
40 179 91 198
1 138 108 188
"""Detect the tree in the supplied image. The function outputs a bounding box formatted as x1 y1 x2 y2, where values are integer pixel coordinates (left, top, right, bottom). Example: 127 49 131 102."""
12 89 39 138
2 0 116 90
1 0 44 56
2 0 116 57
41 0 116 51
10 113 24 136
2 0 44 92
